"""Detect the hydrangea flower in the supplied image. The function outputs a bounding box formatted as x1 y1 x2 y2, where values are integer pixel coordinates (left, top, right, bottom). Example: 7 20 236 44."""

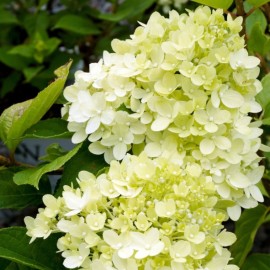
25 154 238 269
62 6 264 219
26 5 265 270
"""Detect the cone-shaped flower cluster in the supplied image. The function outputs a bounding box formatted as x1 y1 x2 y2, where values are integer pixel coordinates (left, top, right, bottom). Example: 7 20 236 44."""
62 6 264 220
25 153 238 269
26 5 264 270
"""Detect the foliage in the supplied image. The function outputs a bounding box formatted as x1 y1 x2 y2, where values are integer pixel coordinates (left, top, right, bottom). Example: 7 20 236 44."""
0 0 270 269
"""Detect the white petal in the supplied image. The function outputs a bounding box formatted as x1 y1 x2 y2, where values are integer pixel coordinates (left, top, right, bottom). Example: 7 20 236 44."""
200 139 215 155
145 142 162 157
216 183 230 199
101 110 115 125
118 247 134 259
243 56 260 69
229 172 250 188
71 130 87 144
211 90 220 108
63 256 82 268
238 196 258 208
151 117 171 131
249 185 264 202
149 241 164 256
227 205 241 221
217 230 237 246
113 143 127 160
214 136 231 150
89 142 106 155
205 122 218 133
221 90 244 108
249 101 262 113
86 116 101 133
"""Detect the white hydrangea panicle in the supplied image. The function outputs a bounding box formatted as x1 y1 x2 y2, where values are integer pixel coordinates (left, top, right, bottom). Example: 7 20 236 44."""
25 153 239 269
62 7 263 209
26 5 265 270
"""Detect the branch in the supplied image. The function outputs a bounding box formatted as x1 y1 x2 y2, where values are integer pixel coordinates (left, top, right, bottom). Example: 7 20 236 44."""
0 155 34 168
256 53 270 74
235 0 246 38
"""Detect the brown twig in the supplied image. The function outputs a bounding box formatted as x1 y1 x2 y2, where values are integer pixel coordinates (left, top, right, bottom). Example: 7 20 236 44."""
256 53 270 74
245 7 256 17
0 155 34 168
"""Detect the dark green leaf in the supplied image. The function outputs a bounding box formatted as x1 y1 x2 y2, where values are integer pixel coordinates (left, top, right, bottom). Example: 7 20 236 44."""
40 143 68 162
0 227 65 270
191 0 233 9
247 0 270 8
0 258 11 269
0 60 72 152
242 253 270 270
0 169 49 209
0 72 22 98
44 37 61 56
23 66 44 82
0 47 29 70
230 204 270 267
23 12 49 36
8 45 35 59
97 0 156 21
22 119 71 139
54 15 100 35
13 143 82 188
0 9 19 24
245 4 267 36
247 22 269 55
55 142 107 196
0 259 34 270
256 74 270 112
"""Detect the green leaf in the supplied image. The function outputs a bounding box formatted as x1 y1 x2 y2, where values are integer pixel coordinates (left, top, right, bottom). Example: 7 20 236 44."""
248 23 270 55
191 0 233 9
0 60 72 152
8 45 35 59
0 169 50 209
0 9 19 24
256 73 270 112
54 14 100 35
230 204 270 267
0 259 33 270
4 261 34 270
22 119 71 139
23 12 49 36
97 0 156 21
13 143 82 188
246 8 267 36
23 66 44 82
0 71 22 98
242 254 270 270
0 100 33 148
0 47 29 70
55 142 107 196
44 37 61 56
0 227 65 270
40 143 68 162
247 0 270 8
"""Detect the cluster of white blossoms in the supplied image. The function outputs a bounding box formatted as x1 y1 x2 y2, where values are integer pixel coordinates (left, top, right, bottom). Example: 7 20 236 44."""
25 154 238 270
26 5 265 270
61 6 264 220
